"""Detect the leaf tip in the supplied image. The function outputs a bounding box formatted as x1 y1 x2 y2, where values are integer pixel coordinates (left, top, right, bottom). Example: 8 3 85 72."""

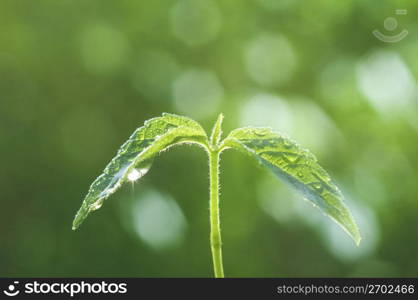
351 226 362 246
71 216 82 231
341 216 361 246
72 204 89 231
210 113 225 146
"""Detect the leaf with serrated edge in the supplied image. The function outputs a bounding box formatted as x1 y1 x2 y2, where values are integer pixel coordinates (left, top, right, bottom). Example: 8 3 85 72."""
72 113 208 230
221 127 361 245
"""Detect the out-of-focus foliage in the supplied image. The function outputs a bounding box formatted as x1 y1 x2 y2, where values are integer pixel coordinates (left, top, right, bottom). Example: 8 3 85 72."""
1 0 418 277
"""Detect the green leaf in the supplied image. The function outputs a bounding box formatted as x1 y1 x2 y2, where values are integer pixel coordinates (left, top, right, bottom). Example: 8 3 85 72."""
210 113 224 147
221 127 361 245
72 113 208 230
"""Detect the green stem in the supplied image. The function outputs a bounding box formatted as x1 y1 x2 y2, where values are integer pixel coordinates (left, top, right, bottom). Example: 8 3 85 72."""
209 150 224 278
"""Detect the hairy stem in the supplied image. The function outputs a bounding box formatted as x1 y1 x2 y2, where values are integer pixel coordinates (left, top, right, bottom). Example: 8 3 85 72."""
209 150 224 278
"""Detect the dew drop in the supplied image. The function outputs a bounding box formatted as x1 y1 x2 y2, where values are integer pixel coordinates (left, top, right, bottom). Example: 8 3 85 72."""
138 166 151 177
311 182 323 192
254 130 268 137
128 160 153 182
284 152 299 163
90 198 104 211
138 160 152 175
128 169 141 182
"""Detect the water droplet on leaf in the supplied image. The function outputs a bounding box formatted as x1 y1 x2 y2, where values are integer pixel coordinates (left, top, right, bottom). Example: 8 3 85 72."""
128 169 141 181
90 198 104 211
254 130 268 137
311 182 323 192
284 152 299 163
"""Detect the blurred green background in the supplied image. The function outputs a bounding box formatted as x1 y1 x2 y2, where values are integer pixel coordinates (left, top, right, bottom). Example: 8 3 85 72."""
1 0 418 277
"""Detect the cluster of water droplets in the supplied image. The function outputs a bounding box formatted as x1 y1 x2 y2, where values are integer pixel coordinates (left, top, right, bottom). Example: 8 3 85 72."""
225 126 358 244
235 127 340 205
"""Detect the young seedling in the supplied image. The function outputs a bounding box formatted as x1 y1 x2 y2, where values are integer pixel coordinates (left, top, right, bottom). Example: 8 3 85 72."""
72 113 360 278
